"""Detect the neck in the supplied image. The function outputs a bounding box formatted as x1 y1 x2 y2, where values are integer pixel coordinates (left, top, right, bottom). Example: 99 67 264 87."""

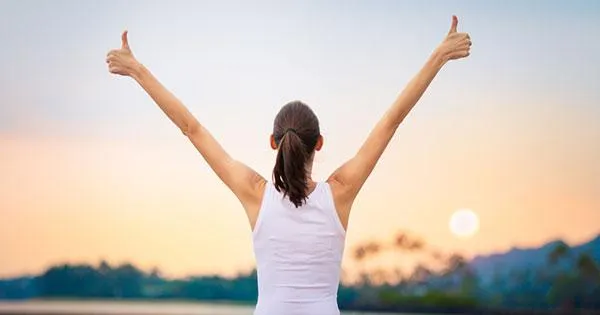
305 156 315 183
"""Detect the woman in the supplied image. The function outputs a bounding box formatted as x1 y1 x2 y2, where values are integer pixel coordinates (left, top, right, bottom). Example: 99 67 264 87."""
106 15 471 315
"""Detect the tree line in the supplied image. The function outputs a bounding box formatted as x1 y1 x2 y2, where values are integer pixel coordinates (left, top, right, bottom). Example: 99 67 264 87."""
1 231 599 313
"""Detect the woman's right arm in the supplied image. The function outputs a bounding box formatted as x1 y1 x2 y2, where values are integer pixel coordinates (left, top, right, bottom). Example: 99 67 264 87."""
327 16 472 228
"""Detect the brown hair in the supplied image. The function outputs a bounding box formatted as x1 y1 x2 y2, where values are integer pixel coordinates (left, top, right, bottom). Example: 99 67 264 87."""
272 101 320 208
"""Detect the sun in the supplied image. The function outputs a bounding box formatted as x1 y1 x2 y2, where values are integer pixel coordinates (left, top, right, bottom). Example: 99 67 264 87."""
449 209 479 238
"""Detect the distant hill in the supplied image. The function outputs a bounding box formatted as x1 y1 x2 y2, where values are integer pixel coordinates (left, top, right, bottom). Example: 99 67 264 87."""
469 234 600 284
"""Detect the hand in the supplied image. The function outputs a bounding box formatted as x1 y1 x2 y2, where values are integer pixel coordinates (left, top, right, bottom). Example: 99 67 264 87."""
436 16 472 62
106 30 140 77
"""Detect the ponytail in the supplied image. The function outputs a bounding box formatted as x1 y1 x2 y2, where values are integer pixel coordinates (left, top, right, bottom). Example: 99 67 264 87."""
273 129 310 208
271 101 320 208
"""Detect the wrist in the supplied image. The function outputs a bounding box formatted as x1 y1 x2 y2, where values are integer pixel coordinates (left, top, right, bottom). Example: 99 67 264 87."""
129 61 146 82
430 47 448 67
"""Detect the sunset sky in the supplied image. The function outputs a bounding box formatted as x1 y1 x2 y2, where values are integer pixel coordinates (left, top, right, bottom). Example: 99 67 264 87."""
1 0 599 278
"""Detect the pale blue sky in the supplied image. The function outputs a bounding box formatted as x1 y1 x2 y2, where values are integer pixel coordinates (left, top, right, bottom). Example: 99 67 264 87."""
2 0 598 137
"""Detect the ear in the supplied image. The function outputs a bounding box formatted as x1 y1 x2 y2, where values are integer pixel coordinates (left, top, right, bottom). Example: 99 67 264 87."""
270 134 278 150
314 135 324 151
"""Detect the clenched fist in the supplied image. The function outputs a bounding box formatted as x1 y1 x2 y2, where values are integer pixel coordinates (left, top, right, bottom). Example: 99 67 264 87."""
106 31 140 77
437 16 472 62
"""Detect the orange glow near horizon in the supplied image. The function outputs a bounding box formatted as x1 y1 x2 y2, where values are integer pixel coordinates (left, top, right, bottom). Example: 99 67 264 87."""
2 120 599 279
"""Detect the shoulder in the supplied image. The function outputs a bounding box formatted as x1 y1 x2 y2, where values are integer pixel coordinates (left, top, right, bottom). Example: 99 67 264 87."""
243 176 268 231
326 173 356 206
248 175 268 207
325 176 353 230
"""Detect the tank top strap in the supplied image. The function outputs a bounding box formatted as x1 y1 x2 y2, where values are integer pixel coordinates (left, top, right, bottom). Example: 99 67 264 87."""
319 181 346 235
252 181 275 236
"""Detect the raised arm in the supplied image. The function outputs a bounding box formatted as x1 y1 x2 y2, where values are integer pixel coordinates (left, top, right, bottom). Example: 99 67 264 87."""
328 16 471 225
106 31 266 225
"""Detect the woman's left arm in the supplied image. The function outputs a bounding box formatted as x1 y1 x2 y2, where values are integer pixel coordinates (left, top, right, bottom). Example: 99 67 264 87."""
106 31 266 219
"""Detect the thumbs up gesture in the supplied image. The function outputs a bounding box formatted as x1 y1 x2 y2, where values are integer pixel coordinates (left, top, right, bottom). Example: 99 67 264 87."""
106 30 140 77
437 16 472 62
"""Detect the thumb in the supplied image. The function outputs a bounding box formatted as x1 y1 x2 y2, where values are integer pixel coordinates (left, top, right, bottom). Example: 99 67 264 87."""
121 30 130 49
448 15 458 34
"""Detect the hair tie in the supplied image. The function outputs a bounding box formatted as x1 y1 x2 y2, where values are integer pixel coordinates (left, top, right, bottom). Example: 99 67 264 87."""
284 128 298 135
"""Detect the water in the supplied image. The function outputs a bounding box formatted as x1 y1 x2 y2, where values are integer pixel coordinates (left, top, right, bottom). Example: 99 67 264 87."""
0 301 418 315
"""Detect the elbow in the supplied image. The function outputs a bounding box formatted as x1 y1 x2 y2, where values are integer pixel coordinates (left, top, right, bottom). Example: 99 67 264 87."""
382 112 403 131
182 120 201 137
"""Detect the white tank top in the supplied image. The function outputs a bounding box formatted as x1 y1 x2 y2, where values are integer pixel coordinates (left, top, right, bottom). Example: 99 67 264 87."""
252 181 346 315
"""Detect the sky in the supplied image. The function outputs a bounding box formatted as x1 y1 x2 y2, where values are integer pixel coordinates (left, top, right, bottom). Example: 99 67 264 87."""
1 0 599 278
